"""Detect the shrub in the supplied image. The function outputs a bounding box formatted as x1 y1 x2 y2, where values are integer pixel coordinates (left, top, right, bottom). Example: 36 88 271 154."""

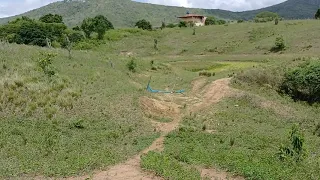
166 23 176 28
271 36 285 52
280 61 320 103
199 72 213 77
178 21 187 28
135 19 152 30
127 58 137 72
161 22 166 29
237 19 244 23
205 16 216 25
278 124 307 162
216 19 226 25
275 18 279 25
36 52 57 77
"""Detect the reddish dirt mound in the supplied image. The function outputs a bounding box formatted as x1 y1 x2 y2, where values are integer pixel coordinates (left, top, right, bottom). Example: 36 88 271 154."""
140 96 180 119
191 78 234 112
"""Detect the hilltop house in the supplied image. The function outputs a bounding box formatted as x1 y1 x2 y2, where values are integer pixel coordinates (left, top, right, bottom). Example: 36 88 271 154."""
177 14 207 26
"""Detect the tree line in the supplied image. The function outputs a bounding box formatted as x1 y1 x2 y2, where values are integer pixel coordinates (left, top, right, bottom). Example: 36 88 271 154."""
0 14 114 47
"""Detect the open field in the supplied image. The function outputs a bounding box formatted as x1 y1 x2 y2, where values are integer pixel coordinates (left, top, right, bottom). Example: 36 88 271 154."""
0 20 320 179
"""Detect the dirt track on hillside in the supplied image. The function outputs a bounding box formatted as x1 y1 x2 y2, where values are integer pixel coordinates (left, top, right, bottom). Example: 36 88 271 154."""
65 78 243 180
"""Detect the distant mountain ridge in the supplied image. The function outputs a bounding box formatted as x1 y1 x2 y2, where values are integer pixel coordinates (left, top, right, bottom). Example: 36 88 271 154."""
0 0 319 27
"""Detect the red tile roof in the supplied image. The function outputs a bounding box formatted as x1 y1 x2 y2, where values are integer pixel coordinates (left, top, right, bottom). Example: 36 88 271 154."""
177 14 205 18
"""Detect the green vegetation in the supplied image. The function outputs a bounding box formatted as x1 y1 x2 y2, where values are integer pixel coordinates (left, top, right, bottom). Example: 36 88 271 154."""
39 14 63 23
141 151 201 180
271 35 286 52
205 16 227 25
278 124 307 162
315 9 320 19
0 18 320 179
80 15 114 39
135 19 152 30
254 11 279 23
280 60 320 103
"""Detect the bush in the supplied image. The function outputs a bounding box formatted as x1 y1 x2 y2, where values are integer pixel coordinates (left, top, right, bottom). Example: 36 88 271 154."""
280 61 320 103
278 124 307 162
199 72 214 77
127 58 137 72
271 36 285 52
36 52 57 77
178 21 187 28
216 19 226 25
237 19 244 23
135 19 152 30
166 23 176 28
205 17 216 25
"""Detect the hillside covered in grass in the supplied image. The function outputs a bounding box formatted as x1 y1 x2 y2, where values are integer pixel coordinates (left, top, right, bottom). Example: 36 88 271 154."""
0 0 320 27
0 19 320 179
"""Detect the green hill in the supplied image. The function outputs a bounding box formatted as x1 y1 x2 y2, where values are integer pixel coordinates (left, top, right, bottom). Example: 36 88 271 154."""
0 0 319 27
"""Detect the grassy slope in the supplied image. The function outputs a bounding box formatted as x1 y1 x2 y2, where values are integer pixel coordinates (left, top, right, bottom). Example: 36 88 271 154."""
0 20 320 178
0 0 320 27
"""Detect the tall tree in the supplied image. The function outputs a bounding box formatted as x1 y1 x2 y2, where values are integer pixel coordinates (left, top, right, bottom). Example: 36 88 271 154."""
315 9 320 19
81 18 95 38
39 14 63 23
135 19 152 30
92 15 114 40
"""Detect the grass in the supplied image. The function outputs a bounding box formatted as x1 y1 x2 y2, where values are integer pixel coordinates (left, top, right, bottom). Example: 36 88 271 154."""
141 151 201 180
144 92 320 179
1 19 320 179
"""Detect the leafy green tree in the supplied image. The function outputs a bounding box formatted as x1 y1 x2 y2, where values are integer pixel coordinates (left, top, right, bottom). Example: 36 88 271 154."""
205 16 216 25
135 19 152 30
92 15 114 40
254 11 279 22
81 18 95 38
39 14 63 23
0 16 67 47
315 9 320 19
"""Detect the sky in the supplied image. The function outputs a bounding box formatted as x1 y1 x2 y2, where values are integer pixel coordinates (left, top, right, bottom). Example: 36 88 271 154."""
0 0 287 18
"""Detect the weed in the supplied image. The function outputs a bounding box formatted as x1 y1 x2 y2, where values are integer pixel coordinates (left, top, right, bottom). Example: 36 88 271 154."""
230 137 235 146
199 72 212 77
127 58 137 72
278 124 306 162
36 52 57 77
141 151 201 180
271 36 286 52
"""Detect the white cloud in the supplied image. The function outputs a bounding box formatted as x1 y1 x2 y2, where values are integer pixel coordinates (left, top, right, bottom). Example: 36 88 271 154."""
141 0 286 11
0 0 61 18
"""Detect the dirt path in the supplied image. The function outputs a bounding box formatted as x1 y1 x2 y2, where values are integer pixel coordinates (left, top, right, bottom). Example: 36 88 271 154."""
66 78 240 180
